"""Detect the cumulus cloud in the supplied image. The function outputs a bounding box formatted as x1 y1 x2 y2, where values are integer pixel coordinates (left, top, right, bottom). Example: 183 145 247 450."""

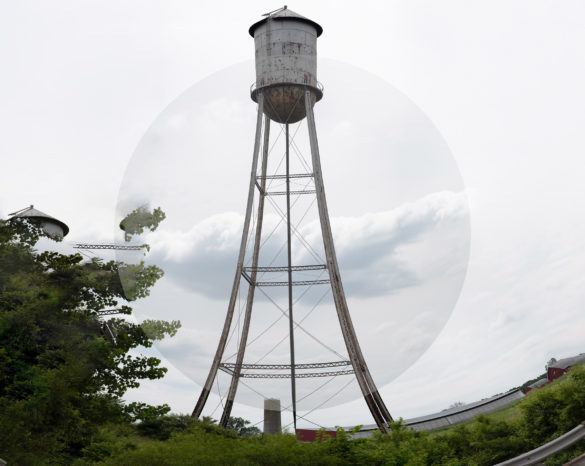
315 190 469 296
146 190 469 301
147 212 245 299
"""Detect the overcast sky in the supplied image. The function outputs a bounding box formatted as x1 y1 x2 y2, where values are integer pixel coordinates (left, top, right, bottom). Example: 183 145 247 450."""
1 1 585 430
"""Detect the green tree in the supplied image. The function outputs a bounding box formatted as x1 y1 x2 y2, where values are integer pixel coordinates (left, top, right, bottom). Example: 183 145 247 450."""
225 416 262 437
0 209 179 464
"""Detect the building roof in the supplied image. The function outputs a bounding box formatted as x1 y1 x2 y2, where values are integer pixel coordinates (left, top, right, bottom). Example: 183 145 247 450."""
9 205 70 237
349 390 522 432
528 377 549 389
549 353 585 370
249 6 323 37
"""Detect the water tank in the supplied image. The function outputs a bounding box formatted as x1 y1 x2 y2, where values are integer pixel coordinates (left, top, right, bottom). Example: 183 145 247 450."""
249 6 323 124
9 205 69 240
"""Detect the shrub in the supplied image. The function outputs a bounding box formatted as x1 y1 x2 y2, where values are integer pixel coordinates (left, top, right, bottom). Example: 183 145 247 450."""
136 414 198 440
520 365 585 446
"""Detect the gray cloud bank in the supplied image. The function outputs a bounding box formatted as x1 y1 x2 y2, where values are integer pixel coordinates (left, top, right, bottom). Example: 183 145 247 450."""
146 190 469 300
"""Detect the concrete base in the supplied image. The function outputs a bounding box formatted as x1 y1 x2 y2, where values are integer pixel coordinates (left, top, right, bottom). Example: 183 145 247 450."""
263 398 281 435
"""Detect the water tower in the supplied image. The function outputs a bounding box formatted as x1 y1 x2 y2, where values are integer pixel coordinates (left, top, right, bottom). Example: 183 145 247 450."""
8 205 69 240
192 6 393 433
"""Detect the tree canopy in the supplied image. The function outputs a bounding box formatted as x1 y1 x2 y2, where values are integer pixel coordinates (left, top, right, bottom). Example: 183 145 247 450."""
0 209 179 464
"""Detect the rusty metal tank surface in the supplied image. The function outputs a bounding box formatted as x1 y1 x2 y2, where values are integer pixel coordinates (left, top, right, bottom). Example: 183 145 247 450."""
249 7 323 123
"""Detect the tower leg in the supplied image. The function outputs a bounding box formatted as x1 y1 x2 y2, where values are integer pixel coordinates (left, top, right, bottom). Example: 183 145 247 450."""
304 91 392 433
285 123 298 432
192 94 265 419
219 115 271 427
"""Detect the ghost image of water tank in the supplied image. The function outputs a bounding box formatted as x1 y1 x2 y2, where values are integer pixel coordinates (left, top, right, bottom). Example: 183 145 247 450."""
249 6 323 123
9 205 69 240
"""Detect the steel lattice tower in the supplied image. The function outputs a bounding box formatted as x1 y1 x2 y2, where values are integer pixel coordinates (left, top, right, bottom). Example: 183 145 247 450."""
192 6 393 434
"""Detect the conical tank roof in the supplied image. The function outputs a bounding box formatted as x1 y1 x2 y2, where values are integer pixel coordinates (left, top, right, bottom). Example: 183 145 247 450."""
249 6 323 37
9 205 70 237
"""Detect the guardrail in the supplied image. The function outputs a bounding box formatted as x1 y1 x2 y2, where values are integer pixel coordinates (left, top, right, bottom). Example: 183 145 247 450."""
495 421 585 465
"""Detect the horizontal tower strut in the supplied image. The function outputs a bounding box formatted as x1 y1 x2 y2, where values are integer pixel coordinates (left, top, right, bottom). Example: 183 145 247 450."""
255 279 330 286
257 173 313 180
266 190 316 196
75 243 146 250
243 264 326 273
220 361 351 370
241 270 330 287
219 367 355 379
253 184 316 197
96 309 126 316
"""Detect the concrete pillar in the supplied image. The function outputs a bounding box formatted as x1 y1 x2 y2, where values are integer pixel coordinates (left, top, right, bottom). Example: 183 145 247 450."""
263 398 281 434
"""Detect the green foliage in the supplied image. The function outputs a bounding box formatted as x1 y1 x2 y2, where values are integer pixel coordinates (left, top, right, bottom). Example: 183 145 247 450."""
431 415 527 464
139 319 181 340
136 414 199 441
1 216 47 246
509 371 548 393
226 416 262 437
520 364 585 446
0 208 178 464
119 206 166 242
101 429 339 466
361 420 447 465
125 402 172 422
133 414 263 443
117 262 164 301
321 425 363 463
75 423 139 464
95 365 585 465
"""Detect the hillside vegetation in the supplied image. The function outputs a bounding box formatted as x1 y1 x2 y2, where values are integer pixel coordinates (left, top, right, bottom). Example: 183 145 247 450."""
95 364 585 465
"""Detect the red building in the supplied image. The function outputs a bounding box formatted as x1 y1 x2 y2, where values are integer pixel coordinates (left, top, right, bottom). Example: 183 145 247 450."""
525 377 550 393
547 353 585 382
296 429 337 442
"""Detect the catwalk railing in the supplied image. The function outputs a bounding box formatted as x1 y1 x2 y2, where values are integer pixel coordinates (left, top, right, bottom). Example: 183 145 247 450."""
218 360 354 379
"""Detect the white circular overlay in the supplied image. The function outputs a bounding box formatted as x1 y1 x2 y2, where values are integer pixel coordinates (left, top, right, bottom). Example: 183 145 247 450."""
116 59 470 413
